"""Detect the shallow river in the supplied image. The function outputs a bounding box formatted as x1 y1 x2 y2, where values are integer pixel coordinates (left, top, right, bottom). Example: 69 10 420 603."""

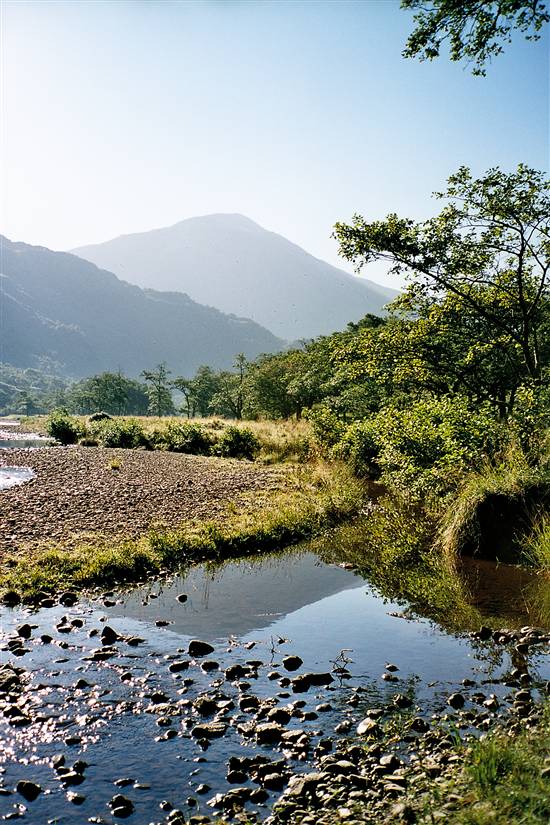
1 535 549 824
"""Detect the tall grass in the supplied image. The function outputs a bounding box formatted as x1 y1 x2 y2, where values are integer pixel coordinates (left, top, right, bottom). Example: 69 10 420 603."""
438 443 550 566
522 515 550 572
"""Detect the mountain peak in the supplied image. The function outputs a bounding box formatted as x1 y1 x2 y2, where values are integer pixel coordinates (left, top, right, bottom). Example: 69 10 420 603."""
73 217 397 340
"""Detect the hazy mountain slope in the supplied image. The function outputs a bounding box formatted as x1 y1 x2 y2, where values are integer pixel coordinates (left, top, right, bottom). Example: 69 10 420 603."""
0 236 283 378
73 214 397 340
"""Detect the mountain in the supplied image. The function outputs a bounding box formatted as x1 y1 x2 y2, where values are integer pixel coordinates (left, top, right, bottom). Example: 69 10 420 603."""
73 214 397 340
0 235 283 378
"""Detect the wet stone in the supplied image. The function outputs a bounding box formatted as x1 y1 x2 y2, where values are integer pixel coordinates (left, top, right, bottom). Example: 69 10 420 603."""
16 781 41 802
189 640 215 658
282 655 303 672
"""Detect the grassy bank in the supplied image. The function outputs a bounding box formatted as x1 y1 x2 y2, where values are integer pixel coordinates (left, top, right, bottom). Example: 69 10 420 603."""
412 703 550 825
0 461 365 602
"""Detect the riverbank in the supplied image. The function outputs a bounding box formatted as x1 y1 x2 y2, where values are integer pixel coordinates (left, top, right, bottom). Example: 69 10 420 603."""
0 454 365 602
0 444 286 553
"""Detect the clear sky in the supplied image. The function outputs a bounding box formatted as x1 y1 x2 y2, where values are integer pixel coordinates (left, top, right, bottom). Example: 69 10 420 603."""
1 0 548 288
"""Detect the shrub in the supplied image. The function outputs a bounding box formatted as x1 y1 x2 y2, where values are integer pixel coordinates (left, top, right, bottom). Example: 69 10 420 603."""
215 426 260 460
306 405 345 450
92 418 149 449
153 421 213 455
46 411 85 445
88 411 112 422
334 396 505 498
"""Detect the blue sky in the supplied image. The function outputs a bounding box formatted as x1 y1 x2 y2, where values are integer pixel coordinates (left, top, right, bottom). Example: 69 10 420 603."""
1 0 548 288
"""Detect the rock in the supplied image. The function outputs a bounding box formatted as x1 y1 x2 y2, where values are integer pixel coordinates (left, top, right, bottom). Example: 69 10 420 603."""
193 695 219 716
176 594 188 603
291 672 333 692
225 664 247 681
100 625 120 645
168 660 190 673
447 693 465 710
16 624 33 639
109 793 135 817
59 591 78 606
256 722 284 745
191 722 227 739
196 784 211 795
263 773 286 790
357 718 380 737
16 780 41 801
227 770 248 784
267 707 291 725
282 655 303 672
410 717 429 733
285 772 324 798
189 640 215 657
385 663 399 672
201 660 219 672
380 753 402 771
67 792 86 804
239 695 260 712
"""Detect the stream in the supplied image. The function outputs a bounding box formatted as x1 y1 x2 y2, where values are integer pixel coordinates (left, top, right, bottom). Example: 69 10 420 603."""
1 536 549 824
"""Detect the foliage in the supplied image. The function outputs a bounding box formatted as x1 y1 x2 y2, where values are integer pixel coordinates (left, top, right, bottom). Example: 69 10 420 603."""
334 396 505 498
91 418 149 449
215 425 260 460
152 421 213 455
334 165 550 418
402 0 549 75
45 411 85 445
67 371 149 416
141 363 175 417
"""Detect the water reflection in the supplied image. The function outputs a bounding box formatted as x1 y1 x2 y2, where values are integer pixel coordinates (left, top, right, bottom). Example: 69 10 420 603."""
0 466 35 491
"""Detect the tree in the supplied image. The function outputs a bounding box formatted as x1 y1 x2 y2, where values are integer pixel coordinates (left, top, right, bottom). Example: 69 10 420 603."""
141 363 175 417
65 372 149 415
402 0 549 75
210 355 249 419
334 165 550 415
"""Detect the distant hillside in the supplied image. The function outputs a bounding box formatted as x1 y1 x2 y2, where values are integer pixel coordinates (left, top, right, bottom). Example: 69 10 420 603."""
0 236 283 378
73 214 397 340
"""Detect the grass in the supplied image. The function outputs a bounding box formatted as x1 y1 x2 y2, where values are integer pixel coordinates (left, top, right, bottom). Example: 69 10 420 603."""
522 515 550 571
22 414 314 464
438 444 550 566
416 704 550 825
0 461 365 601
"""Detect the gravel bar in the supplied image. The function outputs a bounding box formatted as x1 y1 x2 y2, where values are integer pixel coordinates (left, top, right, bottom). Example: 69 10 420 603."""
0 446 285 554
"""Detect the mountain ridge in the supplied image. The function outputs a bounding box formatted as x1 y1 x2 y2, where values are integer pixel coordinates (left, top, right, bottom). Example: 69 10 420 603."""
0 235 283 379
73 213 397 340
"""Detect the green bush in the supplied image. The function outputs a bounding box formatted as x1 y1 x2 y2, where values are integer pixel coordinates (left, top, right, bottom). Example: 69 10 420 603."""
306 405 345 450
215 426 260 460
335 396 505 497
92 418 149 449
46 411 85 445
152 421 213 455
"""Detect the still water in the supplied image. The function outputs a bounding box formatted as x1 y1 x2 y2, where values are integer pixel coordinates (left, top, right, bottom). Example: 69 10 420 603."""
0 544 548 823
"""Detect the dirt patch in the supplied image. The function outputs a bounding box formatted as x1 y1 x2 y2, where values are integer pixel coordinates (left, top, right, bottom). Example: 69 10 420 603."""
0 446 285 554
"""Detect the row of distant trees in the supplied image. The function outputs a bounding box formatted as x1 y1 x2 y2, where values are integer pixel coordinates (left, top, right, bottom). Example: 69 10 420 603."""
5 357 256 419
